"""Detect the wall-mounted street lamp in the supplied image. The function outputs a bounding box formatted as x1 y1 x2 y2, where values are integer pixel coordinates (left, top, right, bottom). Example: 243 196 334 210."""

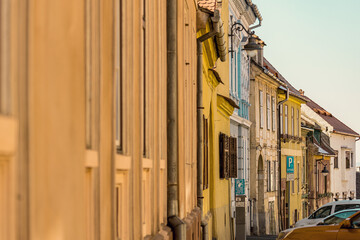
316 158 329 176
315 157 329 208
228 21 262 58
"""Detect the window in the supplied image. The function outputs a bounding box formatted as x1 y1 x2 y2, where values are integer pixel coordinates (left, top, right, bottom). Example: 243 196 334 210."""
284 105 288 134
273 161 276 191
334 204 360 213
239 135 244 179
115 0 123 152
203 116 209 189
351 152 354 168
297 163 300 193
302 156 306 185
259 90 264 128
291 107 294 136
352 214 360 228
0 0 10 115
229 136 237 178
309 206 332 219
141 0 147 157
334 151 339 169
291 180 294 194
346 151 350 169
267 161 271 192
245 137 248 181
272 97 276 131
266 94 270 130
280 104 283 134
323 210 358 225
297 109 300 136
324 175 327 193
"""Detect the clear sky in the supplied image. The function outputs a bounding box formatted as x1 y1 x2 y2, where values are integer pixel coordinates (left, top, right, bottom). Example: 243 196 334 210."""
253 0 360 166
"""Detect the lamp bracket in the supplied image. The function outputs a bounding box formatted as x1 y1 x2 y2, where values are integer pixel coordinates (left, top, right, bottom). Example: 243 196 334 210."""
228 22 255 58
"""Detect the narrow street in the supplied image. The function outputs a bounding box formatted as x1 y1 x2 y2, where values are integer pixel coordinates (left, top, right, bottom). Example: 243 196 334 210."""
247 236 277 240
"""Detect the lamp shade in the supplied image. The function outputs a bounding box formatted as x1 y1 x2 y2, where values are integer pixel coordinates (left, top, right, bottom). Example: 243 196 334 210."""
243 36 262 57
321 165 329 176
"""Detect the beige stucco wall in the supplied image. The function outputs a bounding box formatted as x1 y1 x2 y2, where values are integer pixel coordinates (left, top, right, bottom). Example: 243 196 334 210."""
249 64 280 235
1 0 200 239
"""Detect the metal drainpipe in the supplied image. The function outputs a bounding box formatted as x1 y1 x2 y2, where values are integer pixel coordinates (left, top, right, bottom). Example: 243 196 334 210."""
167 0 187 239
196 11 222 240
277 86 289 231
196 39 207 240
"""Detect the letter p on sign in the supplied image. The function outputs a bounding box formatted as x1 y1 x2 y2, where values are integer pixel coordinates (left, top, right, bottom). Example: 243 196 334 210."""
286 156 294 173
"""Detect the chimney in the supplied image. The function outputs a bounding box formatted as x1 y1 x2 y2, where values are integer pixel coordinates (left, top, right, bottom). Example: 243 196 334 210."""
299 89 304 96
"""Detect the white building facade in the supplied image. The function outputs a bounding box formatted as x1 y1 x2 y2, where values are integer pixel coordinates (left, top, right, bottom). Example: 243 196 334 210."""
304 98 359 200
330 133 358 200
228 0 261 237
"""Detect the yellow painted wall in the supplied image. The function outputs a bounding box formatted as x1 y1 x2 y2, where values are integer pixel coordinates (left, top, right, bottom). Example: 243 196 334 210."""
199 1 234 238
279 94 306 226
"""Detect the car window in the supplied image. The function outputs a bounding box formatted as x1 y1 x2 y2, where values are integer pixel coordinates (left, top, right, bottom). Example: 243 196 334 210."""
351 214 360 229
323 211 358 225
334 204 360 213
309 206 332 219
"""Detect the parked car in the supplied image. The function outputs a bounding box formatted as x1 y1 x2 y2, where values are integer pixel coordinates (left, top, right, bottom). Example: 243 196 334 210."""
294 200 360 228
319 209 360 225
277 210 360 240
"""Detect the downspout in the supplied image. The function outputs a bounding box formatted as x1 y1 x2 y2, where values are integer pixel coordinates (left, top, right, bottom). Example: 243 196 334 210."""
196 9 224 240
277 86 289 231
248 4 262 31
167 0 187 239
196 39 206 240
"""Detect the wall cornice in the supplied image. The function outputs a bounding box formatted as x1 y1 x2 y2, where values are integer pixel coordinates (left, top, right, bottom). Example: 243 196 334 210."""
217 94 236 117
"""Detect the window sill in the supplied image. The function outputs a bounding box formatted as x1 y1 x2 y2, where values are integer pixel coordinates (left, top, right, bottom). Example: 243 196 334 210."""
0 115 17 155
85 149 99 168
115 154 131 170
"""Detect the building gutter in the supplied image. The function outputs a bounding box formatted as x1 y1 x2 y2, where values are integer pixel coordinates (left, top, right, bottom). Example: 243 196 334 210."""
167 0 187 238
245 0 263 31
277 86 289 231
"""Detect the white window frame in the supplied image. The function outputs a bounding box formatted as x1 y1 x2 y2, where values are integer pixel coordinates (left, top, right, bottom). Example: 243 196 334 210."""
280 104 283 134
297 109 300 136
291 107 294 136
272 97 276 131
259 90 264 128
266 94 270 130
285 105 288 135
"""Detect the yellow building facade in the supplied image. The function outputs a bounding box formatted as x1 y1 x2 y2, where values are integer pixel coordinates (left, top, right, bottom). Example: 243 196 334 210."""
278 91 306 228
198 1 237 239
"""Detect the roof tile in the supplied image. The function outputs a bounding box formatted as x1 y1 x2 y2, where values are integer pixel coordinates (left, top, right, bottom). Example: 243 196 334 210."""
198 0 217 13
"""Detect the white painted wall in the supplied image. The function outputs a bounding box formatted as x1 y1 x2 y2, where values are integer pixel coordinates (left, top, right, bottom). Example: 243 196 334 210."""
302 104 357 199
330 133 357 199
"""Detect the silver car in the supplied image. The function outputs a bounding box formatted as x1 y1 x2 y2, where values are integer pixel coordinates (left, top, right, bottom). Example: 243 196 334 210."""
319 208 360 225
294 200 360 227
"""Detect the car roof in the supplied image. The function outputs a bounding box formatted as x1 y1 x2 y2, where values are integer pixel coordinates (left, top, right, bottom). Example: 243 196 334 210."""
322 200 360 206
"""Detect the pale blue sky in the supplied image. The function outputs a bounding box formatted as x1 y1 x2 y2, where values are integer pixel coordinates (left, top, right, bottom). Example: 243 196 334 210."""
254 0 360 165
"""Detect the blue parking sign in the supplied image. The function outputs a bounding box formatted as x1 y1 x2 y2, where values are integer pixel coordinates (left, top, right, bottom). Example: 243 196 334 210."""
286 156 294 173
235 179 245 196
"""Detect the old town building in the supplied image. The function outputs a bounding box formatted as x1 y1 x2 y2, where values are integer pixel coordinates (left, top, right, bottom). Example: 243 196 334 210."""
228 0 262 238
264 60 308 230
197 0 237 239
249 48 282 236
301 106 335 215
0 0 202 239
304 98 359 201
